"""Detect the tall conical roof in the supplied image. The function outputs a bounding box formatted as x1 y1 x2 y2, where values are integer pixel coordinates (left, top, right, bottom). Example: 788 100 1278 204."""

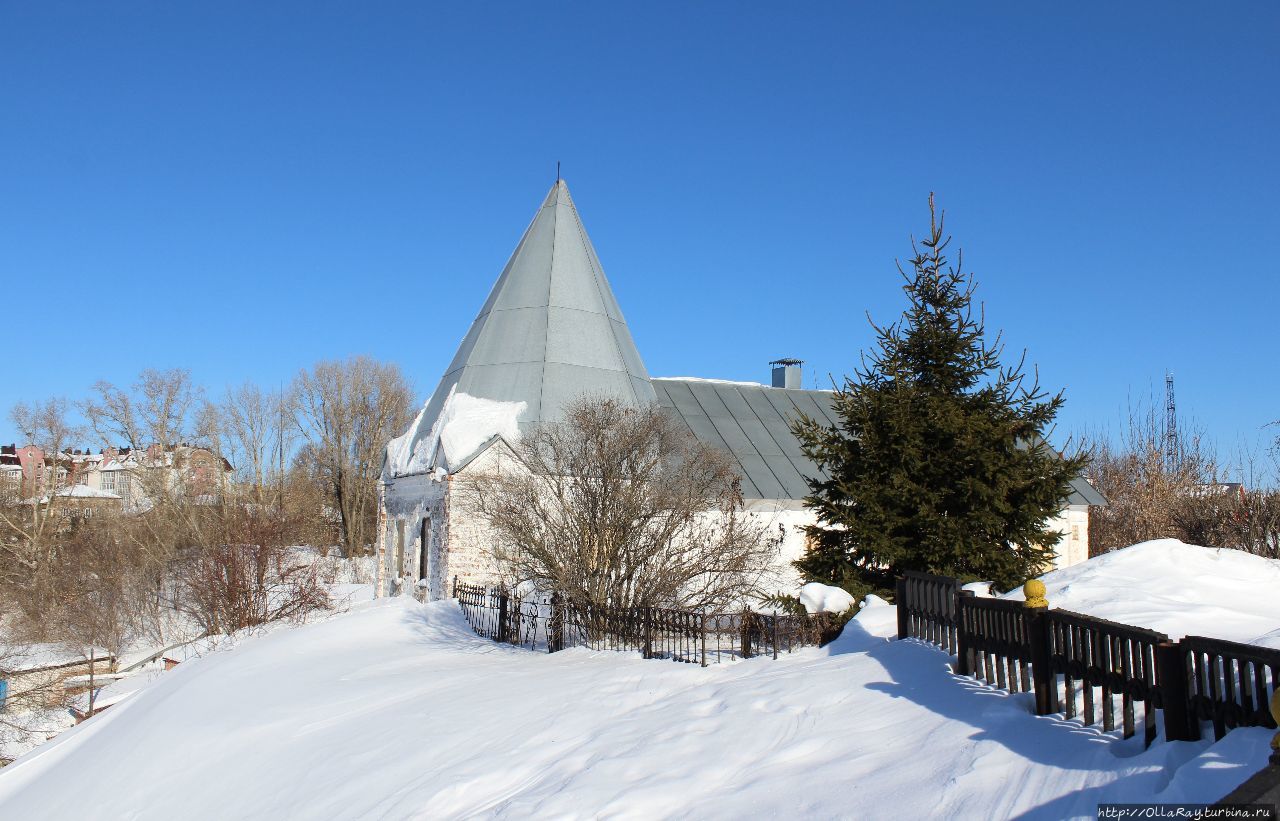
390 180 656 475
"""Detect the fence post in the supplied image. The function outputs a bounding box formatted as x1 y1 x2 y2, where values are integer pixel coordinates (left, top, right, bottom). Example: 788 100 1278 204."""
741 611 753 659
956 590 975 676
549 593 562 654
452 575 458 599
772 615 780 661
896 577 909 639
497 588 509 644
643 607 653 660
1024 582 1054 717
700 614 708 668
1271 691 1280 765
1156 640 1199 742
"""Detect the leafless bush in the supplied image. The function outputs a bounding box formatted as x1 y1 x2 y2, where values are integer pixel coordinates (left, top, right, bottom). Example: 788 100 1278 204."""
1171 488 1280 559
1082 396 1280 557
171 506 330 635
464 396 775 612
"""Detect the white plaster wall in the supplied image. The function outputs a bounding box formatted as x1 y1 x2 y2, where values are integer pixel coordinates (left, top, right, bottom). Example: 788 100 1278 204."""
1044 504 1091 570
377 442 517 600
742 500 816 597
379 449 1094 601
379 473 448 598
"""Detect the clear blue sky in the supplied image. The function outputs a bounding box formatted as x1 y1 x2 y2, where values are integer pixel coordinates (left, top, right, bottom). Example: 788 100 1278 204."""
3 3 1278 478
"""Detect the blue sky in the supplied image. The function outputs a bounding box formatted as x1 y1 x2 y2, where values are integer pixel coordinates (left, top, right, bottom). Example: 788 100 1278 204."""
3 3 1278 478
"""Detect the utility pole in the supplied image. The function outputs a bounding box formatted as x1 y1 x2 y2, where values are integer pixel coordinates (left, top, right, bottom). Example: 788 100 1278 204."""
278 381 285 512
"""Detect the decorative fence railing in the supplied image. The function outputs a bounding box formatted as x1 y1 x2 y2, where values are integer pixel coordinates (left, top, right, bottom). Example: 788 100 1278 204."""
1041 609 1167 746
897 574 1280 748
454 579 839 667
956 595 1033 694
896 572 963 654
1177 635 1280 742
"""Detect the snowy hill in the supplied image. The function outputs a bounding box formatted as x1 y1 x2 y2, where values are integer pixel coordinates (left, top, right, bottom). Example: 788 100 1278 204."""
2 546 1276 819
1002 539 1280 644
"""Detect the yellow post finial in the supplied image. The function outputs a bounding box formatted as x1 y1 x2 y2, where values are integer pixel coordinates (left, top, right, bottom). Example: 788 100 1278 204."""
1270 689 1280 765
1023 579 1048 609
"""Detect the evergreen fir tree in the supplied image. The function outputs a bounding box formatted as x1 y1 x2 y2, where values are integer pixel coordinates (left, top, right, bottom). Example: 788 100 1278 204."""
793 195 1086 595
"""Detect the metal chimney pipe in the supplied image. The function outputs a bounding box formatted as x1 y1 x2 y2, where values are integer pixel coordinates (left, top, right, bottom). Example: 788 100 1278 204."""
770 358 803 390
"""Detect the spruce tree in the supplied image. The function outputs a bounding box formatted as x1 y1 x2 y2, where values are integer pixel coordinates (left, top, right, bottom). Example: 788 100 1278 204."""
793 195 1086 595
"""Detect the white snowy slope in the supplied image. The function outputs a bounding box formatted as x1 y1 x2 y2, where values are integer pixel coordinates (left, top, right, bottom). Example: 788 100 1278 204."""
1002 539 1280 644
0 583 1271 820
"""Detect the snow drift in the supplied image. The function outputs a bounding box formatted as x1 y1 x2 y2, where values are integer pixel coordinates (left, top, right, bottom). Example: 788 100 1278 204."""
1003 539 1280 645
1 540 1275 819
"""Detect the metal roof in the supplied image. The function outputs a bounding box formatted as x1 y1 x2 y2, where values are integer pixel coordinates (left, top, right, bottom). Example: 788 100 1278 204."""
402 180 656 469
652 378 1104 507
652 378 836 501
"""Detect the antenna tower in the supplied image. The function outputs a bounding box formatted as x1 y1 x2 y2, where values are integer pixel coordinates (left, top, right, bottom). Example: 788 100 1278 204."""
1164 371 1178 468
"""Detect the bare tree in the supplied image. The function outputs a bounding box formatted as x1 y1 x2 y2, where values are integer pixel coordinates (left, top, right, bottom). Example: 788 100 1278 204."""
1 399 83 592
291 357 413 556
218 382 294 507
463 396 775 612
83 368 200 451
1078 396 1280 556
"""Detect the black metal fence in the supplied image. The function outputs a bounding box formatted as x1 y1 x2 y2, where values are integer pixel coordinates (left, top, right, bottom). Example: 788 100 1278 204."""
897 573 1280 748
454 579 838 667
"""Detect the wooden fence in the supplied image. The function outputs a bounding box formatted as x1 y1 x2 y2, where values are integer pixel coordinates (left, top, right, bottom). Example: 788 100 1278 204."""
897 574 1280 748
454 579 838 667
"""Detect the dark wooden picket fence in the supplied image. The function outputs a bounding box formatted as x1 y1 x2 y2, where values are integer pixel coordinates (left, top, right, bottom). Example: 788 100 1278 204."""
897 573 1280 748
897 572 963 654
454 578 838 667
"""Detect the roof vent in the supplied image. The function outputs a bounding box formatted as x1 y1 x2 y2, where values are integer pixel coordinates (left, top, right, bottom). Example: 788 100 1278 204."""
770 358 803 390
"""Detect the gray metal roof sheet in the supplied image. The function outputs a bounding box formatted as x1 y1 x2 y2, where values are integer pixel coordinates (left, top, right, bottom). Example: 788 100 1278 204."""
652 379 833 501
652 378 1102 507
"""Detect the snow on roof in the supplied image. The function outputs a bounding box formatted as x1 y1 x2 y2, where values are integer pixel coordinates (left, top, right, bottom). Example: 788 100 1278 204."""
386 388 526 478
395 180 655 477
53 485 120 499
655 376 770 388
0 642 113 673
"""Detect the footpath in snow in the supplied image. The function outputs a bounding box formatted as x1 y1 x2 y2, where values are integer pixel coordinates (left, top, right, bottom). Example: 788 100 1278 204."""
0 542 1273 821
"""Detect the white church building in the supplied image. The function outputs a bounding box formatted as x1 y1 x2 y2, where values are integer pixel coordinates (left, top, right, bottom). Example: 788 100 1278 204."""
375 181 1103 598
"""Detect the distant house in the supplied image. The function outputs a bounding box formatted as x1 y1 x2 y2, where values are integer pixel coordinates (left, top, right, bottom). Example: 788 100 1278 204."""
376 181 1105 600
0 443 232 511
0 445 21 493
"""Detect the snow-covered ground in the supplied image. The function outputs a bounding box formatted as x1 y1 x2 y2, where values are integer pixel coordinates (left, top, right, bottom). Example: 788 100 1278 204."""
0 549 375 763
0 540 1274 820
1003 539 1280 645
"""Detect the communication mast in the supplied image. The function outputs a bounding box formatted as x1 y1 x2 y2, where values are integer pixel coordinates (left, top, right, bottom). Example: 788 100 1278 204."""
1164 371 1178 468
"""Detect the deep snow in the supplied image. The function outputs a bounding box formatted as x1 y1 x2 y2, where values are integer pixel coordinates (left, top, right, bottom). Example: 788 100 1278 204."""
0 560 1272 820
1002 539 1280 645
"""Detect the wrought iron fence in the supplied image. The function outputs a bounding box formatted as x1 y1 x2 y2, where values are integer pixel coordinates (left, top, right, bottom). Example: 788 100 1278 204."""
453 578 838 667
